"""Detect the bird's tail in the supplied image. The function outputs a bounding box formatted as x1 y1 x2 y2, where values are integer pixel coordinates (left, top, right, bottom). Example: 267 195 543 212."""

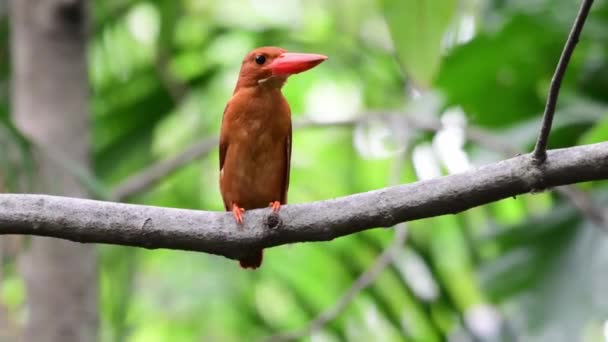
239 250 263 269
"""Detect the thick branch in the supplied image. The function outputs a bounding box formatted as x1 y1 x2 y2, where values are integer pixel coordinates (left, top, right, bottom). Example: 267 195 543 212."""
533 0 594 162
0 142 606 260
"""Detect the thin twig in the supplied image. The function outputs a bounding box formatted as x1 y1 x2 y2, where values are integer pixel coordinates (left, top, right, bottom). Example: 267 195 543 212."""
533 0 595 163
111 136 216 201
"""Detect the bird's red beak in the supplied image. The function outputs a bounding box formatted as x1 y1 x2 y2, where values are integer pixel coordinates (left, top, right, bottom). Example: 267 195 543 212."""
267 52 328 76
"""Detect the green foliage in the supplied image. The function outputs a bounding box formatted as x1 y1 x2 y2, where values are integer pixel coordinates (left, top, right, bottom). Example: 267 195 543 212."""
437 15 563 127
381 0 457 88
580 116 608 144
1 0 607 341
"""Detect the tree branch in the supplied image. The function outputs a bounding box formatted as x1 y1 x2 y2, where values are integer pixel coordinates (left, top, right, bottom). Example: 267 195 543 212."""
1 142 606 260
532 0 594 163
111 136 216 201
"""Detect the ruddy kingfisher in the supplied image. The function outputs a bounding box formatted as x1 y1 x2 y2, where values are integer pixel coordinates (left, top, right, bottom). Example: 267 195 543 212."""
219 47 327 269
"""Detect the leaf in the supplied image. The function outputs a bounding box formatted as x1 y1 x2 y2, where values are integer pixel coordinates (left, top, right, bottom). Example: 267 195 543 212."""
428 215 485 310
380 0 457 88
507 219 607 340
437 15 565 127
100 246 137 342
580 116 608 145
478 205 579 301
495 101 604 150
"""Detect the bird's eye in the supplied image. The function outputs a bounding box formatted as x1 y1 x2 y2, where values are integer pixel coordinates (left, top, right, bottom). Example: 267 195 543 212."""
254 55 266 65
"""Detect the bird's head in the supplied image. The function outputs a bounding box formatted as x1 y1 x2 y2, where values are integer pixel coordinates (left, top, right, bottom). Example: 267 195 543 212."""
235 46 327 90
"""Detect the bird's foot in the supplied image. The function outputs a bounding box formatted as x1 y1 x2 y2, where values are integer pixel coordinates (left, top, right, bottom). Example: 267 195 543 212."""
269 201 281 213
232 204 245 224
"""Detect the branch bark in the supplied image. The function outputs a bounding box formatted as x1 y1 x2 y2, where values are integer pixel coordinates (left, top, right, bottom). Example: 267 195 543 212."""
1 142 606 260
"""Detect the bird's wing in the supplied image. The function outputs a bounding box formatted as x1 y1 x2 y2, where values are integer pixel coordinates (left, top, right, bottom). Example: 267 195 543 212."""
219 137 227 173
219 103 231 211
219 103 230 172
281 121 292 204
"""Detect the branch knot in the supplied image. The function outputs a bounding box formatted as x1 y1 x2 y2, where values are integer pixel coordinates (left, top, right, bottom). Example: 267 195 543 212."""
265 213 282 229
524 154 549 193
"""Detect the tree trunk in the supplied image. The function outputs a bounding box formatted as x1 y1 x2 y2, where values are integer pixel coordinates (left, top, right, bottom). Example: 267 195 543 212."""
9 1 98 341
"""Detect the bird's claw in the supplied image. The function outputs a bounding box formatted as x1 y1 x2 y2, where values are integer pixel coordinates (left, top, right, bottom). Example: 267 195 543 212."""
232 204 245 224
269 201 281 213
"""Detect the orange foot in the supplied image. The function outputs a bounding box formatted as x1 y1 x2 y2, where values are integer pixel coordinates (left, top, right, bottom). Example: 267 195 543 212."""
269 201 281 213
232 203 245 224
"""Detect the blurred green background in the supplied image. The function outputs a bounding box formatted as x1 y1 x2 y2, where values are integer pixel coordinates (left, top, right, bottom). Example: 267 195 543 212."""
1 0 608 341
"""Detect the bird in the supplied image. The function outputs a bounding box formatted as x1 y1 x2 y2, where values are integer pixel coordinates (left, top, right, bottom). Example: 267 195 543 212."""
219 46 327 269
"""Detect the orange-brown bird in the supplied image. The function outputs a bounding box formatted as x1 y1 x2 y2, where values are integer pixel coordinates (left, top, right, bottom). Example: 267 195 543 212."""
219 47 327 269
